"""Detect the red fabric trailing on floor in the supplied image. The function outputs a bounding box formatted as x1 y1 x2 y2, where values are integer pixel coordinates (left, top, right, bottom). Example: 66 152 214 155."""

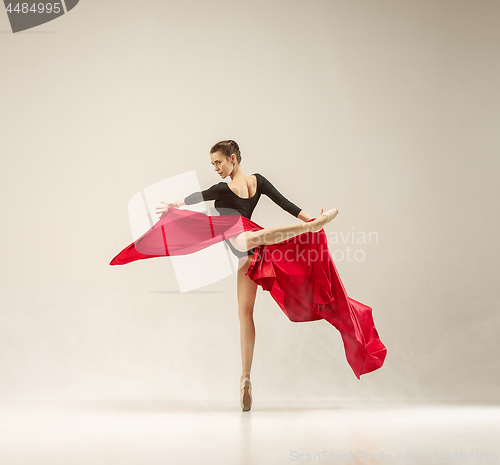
110 208 387 379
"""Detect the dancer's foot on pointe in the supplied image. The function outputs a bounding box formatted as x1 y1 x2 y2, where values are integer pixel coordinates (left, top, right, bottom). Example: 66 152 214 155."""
305 208 339 233
240 371 252 411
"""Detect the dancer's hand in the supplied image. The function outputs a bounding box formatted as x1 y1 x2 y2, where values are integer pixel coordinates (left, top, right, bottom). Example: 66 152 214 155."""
156 201 178 217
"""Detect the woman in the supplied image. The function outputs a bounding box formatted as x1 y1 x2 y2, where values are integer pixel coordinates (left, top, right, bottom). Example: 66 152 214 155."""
110 140 386 412
155 140 339 411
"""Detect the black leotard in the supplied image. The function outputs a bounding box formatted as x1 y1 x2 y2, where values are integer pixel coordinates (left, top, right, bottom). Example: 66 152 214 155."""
184 173 302 258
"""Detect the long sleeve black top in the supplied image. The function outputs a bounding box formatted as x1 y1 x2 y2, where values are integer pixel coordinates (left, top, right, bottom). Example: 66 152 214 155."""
183 173 302 220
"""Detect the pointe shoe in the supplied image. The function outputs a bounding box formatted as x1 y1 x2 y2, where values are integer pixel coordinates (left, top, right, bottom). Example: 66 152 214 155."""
240 376 252 411
305 208 339 233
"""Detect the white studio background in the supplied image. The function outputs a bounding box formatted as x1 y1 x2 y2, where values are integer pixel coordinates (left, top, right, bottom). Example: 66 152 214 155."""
0 0 498 403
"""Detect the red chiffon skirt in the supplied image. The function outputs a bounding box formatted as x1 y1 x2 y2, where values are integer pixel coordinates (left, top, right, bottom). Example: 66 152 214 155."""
110 208 387 379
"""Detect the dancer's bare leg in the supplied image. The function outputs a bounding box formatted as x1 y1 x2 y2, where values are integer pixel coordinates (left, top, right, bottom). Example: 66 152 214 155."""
237 254 258 379
230 208 339 253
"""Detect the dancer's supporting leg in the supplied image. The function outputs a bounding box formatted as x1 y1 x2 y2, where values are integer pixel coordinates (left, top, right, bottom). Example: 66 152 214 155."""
237 254 258 377
237 254 257 411
230 208 338 253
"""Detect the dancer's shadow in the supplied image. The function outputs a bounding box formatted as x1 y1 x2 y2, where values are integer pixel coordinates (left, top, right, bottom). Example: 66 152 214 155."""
149 290 225 294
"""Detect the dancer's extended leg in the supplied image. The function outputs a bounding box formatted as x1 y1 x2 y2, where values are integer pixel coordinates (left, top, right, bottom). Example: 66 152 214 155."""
230 208 338 252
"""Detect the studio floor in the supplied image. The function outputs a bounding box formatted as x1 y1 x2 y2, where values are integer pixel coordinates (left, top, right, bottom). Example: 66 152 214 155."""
0 400 498 465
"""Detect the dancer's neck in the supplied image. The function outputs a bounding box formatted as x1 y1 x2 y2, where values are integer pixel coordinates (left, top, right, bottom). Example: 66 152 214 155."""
229 163 246 182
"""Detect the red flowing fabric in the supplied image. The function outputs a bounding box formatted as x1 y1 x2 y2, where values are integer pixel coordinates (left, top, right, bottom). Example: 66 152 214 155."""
110 208 387 378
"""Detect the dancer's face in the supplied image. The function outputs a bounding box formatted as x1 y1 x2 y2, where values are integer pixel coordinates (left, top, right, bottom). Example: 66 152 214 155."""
210 151 235 179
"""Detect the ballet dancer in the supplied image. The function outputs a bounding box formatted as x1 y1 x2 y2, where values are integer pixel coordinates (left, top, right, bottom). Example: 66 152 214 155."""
155 140 338 411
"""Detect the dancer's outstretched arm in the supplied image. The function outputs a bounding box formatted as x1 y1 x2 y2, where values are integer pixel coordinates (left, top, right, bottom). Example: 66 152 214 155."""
297 210 313 222
259 174 313 222
156 183 223 217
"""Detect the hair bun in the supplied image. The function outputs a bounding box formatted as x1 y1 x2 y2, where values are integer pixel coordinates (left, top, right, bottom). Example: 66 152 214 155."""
210 140 242 164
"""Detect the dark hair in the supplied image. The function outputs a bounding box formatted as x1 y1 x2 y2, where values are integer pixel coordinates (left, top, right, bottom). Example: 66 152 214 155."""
210 140 242 164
